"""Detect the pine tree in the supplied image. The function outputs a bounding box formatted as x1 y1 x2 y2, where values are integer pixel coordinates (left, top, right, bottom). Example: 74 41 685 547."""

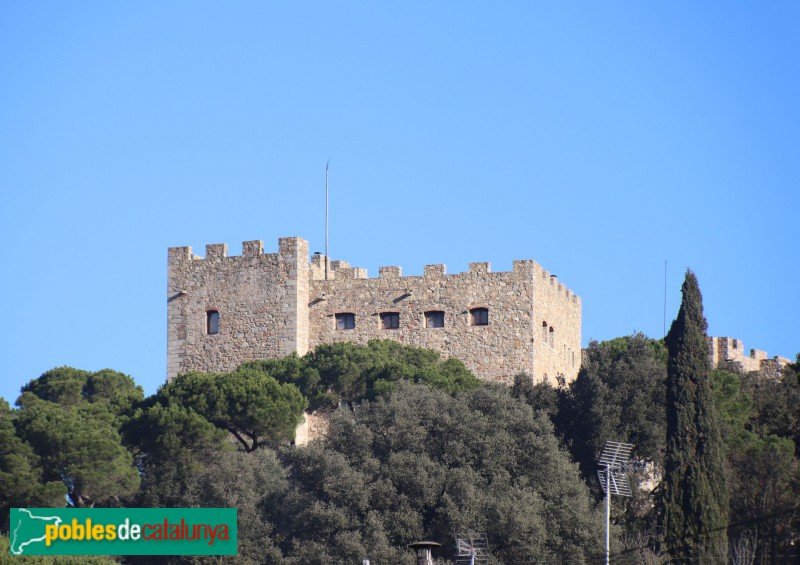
660 270 729 562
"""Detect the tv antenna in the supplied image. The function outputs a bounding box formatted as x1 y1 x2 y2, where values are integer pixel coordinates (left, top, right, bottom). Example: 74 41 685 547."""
455 532 489 565
597 441 634 565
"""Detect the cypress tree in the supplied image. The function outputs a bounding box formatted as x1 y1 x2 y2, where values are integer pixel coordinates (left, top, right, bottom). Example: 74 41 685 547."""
660 270 729 562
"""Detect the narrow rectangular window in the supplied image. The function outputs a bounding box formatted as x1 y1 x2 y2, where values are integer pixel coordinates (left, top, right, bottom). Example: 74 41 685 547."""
470 307 488 326
425 310 444 328
335 313 355 330
207 310 219 335
380 312 399 330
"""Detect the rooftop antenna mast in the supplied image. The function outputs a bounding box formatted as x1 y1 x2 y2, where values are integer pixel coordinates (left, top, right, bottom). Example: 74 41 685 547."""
663 260 667 337
325 160 329 281
455 532 488 565
597 441 634 565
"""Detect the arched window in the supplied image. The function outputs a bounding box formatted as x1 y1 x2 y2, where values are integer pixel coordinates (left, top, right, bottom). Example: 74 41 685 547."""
380 312 399 330
470 307 489 326
549 326 555 348
335 313 355 330
425 310 445 328
206 310 219 335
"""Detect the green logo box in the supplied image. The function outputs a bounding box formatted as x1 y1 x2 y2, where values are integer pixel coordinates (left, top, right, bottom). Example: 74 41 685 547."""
9 508 237 556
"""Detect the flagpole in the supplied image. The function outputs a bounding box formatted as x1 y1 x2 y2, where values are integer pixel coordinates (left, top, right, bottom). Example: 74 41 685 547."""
325 161 329 281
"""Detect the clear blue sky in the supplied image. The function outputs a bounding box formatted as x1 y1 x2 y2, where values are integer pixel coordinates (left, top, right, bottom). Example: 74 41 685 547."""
2 2 798 403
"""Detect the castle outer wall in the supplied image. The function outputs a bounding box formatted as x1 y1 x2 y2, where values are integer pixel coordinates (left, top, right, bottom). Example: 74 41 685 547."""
708 336 791 378
167 237 581 386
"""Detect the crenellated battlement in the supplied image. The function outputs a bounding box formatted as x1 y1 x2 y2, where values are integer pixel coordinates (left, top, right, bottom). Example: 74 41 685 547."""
305 252 581 308
168 238 305 265
168 236 582 386
708 336 791 378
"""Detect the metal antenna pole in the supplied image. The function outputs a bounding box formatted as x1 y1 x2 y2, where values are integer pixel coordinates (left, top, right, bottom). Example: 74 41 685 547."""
606 465 611 565
663 260 667 337
597 441 634 565
325 160 329 281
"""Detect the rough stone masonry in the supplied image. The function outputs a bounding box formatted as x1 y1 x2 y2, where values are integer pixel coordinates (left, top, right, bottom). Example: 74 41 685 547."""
167 237 582 386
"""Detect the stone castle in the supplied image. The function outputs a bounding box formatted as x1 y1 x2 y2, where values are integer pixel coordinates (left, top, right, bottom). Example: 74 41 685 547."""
167 236 582 386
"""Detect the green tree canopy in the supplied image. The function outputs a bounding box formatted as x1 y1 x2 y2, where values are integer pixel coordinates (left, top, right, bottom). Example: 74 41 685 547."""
726 434 798 562
161 368 307 452
0 399 66 532
712 367 800 561
9 367 143 509
20 366 143 417
14 392 140 508
511 372 559 422
560 333 667 479
242 340 482 410
275 383 601 564
121 398 229 507
740 363 800 452
123 367 304 508
125 341 479 513
712 368 754 450
181 448 287 564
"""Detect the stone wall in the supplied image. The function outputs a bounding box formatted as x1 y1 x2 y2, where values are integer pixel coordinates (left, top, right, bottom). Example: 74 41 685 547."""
307 255 581 386
708 336 791 377
294 410 332 446
167 236 582 385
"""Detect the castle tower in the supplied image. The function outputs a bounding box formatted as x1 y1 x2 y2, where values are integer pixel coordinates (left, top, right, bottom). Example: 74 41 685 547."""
167 237 309 380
